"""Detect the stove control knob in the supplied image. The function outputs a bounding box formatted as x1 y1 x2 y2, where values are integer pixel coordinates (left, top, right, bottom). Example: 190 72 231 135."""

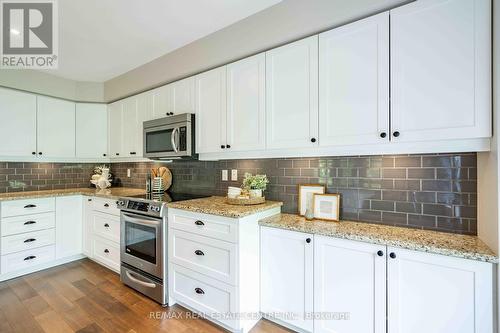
117 200 125 206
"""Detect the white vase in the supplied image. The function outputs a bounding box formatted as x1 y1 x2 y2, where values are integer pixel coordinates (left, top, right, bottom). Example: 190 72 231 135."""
249 189 263 198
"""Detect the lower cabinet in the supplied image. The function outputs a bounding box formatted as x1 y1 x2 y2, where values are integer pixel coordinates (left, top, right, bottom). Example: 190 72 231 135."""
55 196 83 259
260 227 495 333
260 227 314 332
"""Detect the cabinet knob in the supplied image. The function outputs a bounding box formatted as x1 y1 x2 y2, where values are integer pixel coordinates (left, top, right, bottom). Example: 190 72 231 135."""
32 152 36 155
195 250 205 256
306 238 311 243
310 138 316 143
104 249 109 254
226 144 231 149
195 287 205 295
194 220 204 226
221 145 226 149
88 198 92 202
393 131 400 138
116 153 120 156
377 250 384 257
380 132 387 138
130 152 136 155
103 153 107 157
104 203 109 208
104 223 110 228
38 152 42 155
389 252 396 259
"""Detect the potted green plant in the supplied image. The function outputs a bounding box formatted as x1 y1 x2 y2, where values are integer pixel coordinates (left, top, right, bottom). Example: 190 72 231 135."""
242 173 269 198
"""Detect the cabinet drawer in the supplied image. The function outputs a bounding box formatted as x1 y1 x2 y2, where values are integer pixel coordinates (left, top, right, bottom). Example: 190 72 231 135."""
1 198 55 218
1 212 55 236
169 211 238 243
1 229 55 255
171 229 237 285
170 264 237 328
92 236 120 272
92 212 120 243
91 197 120 216
1 245 55 274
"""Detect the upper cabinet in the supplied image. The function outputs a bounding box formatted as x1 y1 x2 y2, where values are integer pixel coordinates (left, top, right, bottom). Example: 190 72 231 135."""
121 97 140 157
152 76 195 119
37 96 76 158
319 12 389 146
226 53 266 152
108 101 123 158
195 66 227 154
76 103 108 159
266 36 318 149
0 88 37 157
390 0 491 142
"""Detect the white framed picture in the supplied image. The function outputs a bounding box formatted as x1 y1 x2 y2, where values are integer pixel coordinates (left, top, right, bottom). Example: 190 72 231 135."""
313 193 340 222
298 184 325 216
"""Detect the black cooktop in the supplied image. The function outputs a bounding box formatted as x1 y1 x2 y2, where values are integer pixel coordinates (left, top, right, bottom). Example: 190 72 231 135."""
127 192 210 203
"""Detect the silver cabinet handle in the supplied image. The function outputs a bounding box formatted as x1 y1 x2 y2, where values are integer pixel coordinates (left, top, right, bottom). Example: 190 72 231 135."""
125 271 156 288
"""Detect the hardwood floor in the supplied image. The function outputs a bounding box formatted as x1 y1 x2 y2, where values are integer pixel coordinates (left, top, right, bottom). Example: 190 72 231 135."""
0 259 292 333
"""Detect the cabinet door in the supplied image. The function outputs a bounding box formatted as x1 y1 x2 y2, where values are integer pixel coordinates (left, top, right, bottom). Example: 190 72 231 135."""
314 236 386 333
266 36 318 149
0 88 37 157
195 66 227 154
136 91 155 156
75 103 108 158
121 97 139 157
226 53 266 152
82 197 93 257
152 85 170 119
37 96 76 158
55 196 83 259
319 12 389 146
387 247 493 333
108 101 123 158
390 0 491 142
171 77 195 115
260 227 313 332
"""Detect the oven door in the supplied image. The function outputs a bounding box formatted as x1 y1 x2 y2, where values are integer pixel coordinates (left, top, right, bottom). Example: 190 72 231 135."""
120 212 163 277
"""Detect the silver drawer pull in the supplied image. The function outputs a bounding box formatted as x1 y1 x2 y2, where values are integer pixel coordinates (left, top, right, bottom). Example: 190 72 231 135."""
125 271 156 288
24 221 36 225
24 256 36 261
24 238 36 243
195 250 205 256
195 287 205 295
24 204 36 208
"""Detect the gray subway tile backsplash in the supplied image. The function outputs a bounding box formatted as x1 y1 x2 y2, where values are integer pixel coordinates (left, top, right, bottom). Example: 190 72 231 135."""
0 152 478 235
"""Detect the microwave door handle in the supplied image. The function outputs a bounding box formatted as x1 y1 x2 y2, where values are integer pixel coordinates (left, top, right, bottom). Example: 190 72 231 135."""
171 127 179 153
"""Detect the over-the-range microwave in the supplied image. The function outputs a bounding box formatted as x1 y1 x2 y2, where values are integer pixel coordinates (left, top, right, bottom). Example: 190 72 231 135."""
143 113 196 159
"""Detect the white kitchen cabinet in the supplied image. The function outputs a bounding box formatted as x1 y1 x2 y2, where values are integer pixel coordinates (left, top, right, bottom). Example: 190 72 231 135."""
195 66 227 154
55 196 82 259
136 91 155 156
0 88 37 157
36 96 76 158
152 85 170 119
390 0 491 142
170 76 196 115
76 103 108 159
82 197 93 257
319 12 389 146
266 36 318 149
121 97 140 157
226 53 266 152
314 236 386 333
387 247 493 333
108 101 123 158
260 227 314 332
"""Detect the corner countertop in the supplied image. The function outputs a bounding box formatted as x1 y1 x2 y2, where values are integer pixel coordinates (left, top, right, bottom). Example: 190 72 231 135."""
0 187 147 201
260 213 497 263
167 196 283 218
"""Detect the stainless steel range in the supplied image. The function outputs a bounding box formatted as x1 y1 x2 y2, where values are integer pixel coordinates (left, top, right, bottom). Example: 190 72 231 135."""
117 192 208 305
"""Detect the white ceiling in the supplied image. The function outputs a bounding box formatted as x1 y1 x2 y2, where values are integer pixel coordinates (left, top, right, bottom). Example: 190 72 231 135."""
45 0 282 82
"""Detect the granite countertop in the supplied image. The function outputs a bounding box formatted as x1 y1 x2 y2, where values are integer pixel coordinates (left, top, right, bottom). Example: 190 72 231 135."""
260 213 498 263
0 187 147 201
167 196 283 218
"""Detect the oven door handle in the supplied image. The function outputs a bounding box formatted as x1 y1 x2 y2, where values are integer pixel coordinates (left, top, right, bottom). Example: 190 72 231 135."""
125 271 157 288
171 127 179 153
122 213 161 226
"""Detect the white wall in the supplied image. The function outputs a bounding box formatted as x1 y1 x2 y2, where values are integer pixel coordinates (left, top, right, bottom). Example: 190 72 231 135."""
0 69 104 102
103 0 411 101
